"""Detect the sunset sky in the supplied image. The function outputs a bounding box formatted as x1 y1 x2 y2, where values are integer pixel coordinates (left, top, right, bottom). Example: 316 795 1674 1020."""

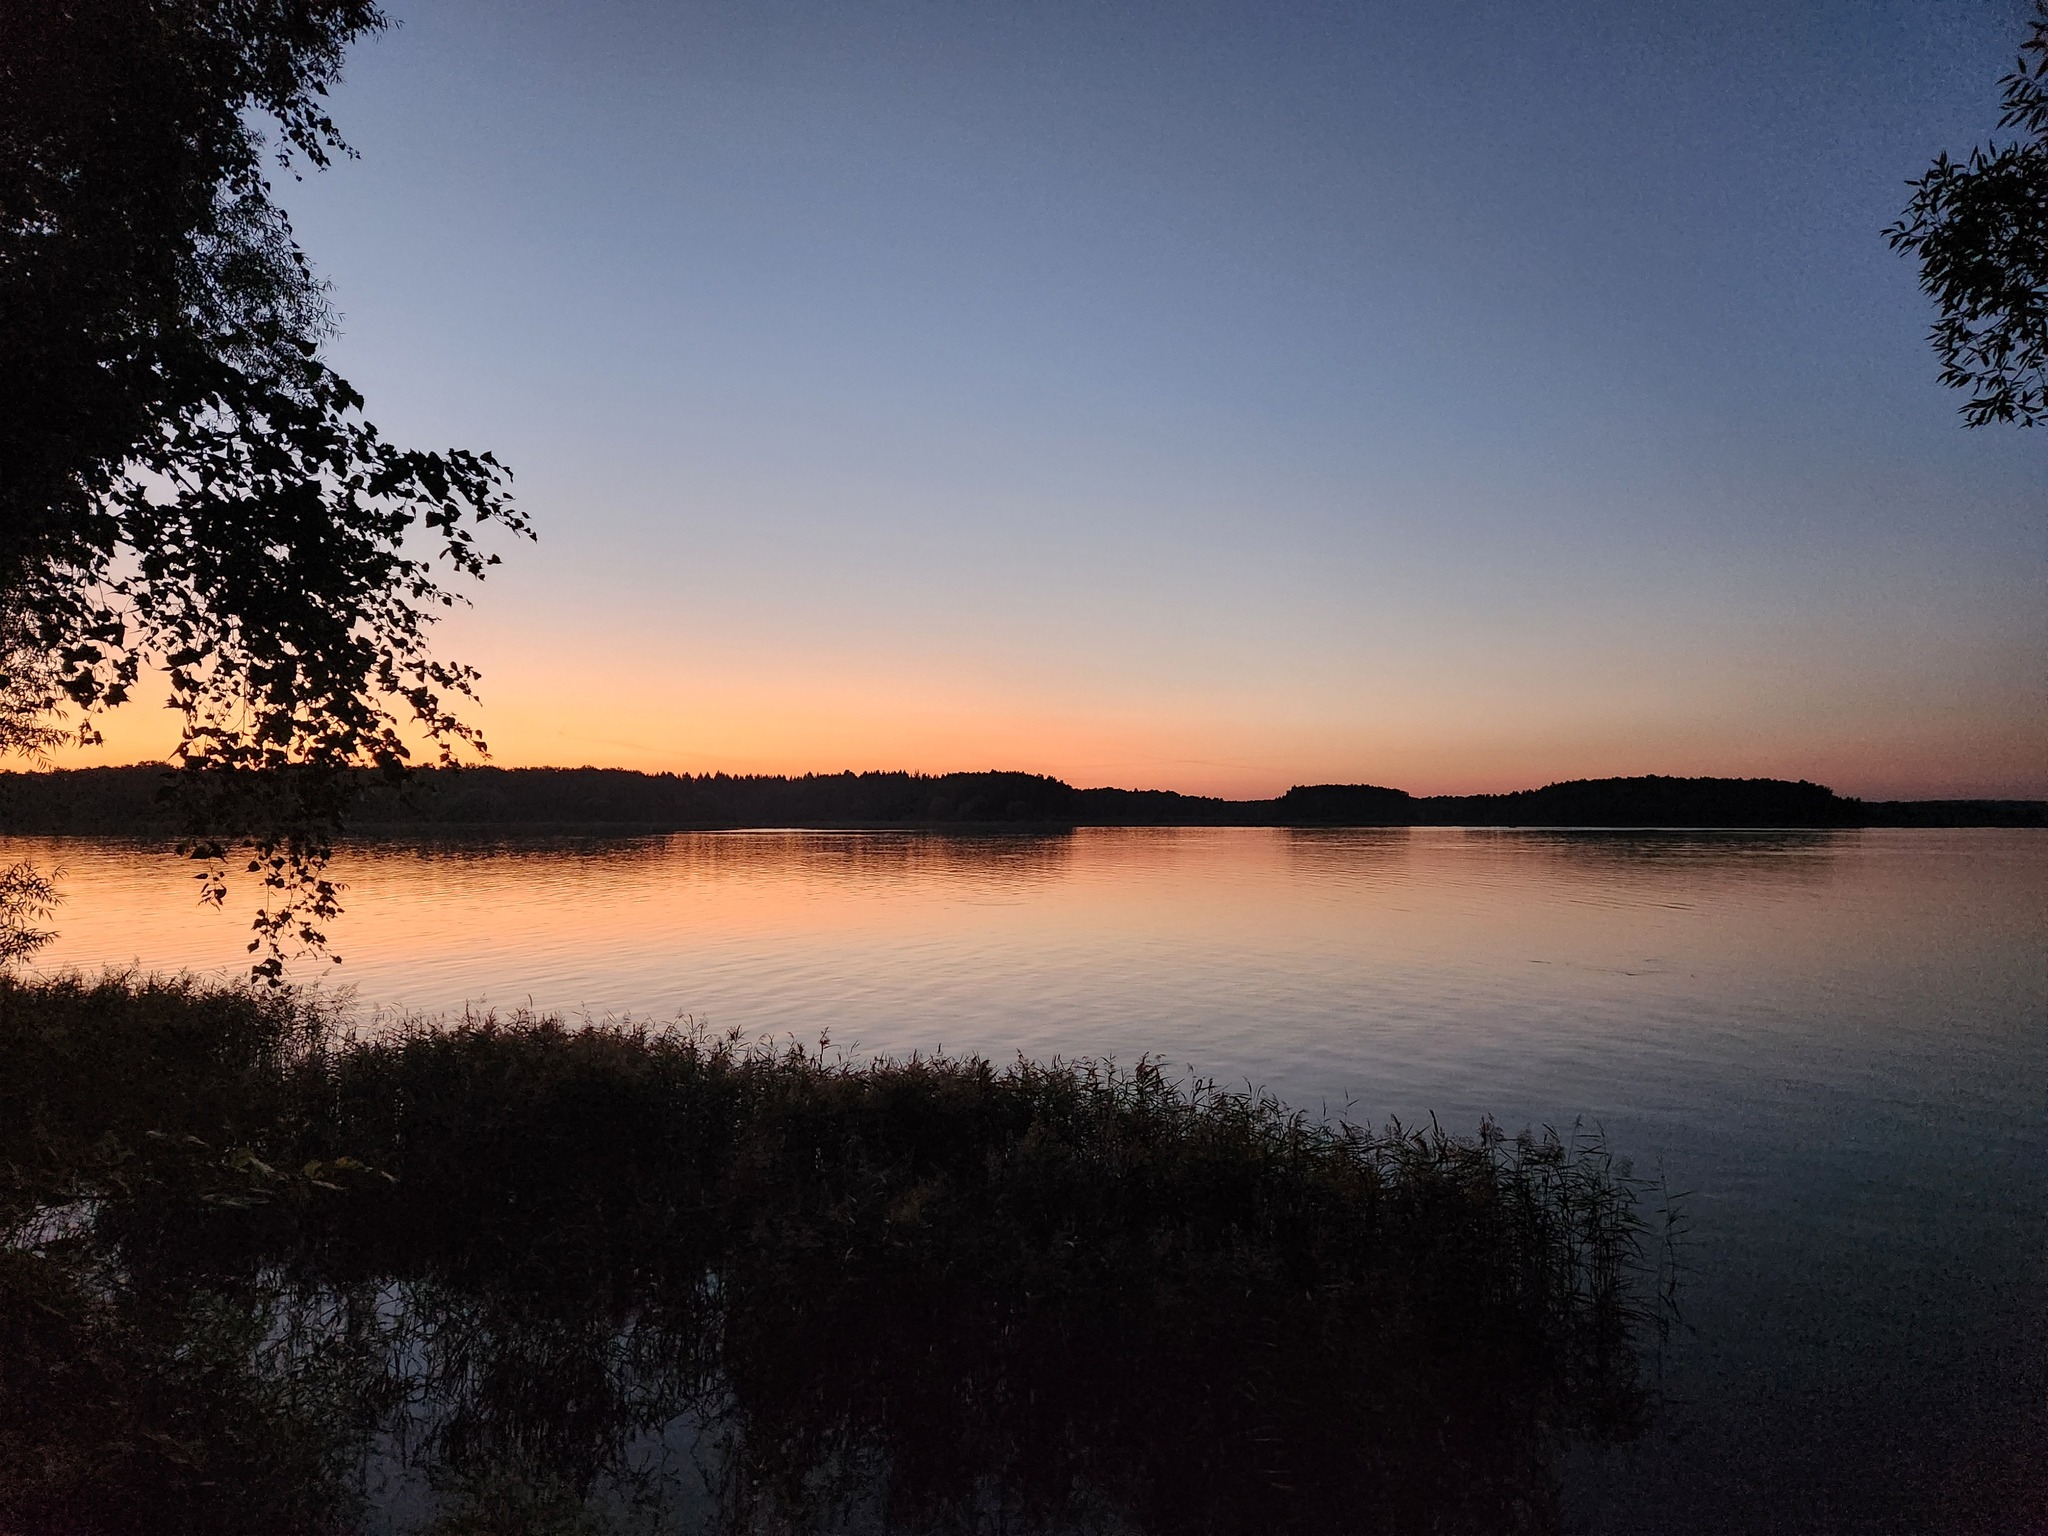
74 0 2048 798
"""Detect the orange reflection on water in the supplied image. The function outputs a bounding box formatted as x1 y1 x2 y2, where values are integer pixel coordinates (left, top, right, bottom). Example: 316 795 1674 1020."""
14 828 2042 1128
13 825 2043 1535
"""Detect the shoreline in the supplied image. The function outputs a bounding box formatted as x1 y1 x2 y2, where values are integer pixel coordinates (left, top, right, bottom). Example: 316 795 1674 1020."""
4 764 2043 834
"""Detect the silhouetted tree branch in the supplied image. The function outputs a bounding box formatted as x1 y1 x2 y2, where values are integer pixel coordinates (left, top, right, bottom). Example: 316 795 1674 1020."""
1888 1 2048 427
0 1 531 975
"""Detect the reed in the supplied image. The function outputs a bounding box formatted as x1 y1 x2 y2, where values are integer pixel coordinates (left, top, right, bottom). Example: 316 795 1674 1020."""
1 973 1672 1535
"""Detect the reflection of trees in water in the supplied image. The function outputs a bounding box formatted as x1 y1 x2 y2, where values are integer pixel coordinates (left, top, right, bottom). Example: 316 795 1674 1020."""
659 830 1079 893
1491 830 1850 904
1282 827 1851 904
2 978 1668 1534
331 830 1081 898
14 1227 1648 1535
1500 828 1847 865
1280 827 1416 885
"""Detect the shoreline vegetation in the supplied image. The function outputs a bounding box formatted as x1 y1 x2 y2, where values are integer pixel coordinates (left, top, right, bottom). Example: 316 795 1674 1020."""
2 765 2042 835
2 973 1671 1535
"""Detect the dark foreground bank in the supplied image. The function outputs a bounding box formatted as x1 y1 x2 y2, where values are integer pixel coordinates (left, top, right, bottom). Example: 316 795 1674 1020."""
3 764 2042 833
0 974 1668 1536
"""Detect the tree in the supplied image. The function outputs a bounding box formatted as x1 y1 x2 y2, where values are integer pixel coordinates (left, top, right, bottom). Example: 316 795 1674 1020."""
1888 2 2048 428
0 1 531 972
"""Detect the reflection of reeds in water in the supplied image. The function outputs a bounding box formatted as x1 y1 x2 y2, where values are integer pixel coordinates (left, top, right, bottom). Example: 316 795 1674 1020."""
1 975 1672 1535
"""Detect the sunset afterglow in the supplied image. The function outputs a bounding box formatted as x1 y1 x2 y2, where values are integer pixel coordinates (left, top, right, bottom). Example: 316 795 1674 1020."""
42 0 2048 800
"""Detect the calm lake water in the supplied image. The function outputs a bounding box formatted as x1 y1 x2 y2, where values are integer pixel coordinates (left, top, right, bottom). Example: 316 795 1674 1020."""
14 826 2047 1534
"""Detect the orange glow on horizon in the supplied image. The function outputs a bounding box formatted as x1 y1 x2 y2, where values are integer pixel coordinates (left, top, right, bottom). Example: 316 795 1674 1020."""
33 655 2048 803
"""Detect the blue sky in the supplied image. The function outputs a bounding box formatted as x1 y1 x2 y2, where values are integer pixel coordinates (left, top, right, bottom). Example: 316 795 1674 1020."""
98 0 2045 796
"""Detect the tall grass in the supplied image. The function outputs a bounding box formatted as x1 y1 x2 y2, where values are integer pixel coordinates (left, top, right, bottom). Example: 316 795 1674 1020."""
1 974 1672 1535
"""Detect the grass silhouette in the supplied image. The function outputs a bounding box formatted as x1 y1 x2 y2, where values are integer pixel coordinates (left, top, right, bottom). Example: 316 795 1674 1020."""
2 974 1670 1534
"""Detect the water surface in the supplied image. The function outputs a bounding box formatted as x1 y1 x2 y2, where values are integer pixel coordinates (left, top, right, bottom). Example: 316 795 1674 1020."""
15 827 2046 1533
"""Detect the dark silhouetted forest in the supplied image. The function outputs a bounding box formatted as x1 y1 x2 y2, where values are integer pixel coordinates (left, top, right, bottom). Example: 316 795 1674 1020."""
1 766 2039 833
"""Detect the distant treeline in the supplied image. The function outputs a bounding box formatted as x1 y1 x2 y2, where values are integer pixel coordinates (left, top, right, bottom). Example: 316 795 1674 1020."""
1 765 2040 833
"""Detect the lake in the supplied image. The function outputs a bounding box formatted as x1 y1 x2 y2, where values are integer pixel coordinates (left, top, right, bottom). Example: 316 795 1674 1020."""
12 826 2046 1534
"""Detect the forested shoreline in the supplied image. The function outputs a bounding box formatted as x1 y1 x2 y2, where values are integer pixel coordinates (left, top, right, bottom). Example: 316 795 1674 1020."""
2 764 2039 833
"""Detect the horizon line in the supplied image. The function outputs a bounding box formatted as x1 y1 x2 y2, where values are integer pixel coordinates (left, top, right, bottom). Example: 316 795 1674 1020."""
15 760 2048 806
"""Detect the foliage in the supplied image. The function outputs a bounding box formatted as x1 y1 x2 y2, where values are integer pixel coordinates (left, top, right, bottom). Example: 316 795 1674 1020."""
0 1 530 973
1888 2 2048 427
0 763 1927 833
0 975 1675 1534
0 860 57 969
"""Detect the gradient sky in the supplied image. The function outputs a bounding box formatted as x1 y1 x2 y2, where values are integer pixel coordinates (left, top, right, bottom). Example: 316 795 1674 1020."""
79 0 2048 797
